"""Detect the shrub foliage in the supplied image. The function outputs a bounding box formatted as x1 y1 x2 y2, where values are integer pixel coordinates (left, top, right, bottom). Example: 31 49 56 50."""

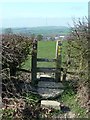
2 34 32 76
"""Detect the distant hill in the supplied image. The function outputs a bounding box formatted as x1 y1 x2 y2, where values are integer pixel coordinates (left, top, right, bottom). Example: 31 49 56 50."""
1 26 70 36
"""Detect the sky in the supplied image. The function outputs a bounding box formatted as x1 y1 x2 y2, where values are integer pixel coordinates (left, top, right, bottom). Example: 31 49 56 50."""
0 1 88 28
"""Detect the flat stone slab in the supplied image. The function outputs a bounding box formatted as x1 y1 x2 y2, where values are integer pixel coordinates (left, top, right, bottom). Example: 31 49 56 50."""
37 77 64 98
40 74 51 78
38 81 64 88
37 74 52 79
41 100 60 110
37 87 64 99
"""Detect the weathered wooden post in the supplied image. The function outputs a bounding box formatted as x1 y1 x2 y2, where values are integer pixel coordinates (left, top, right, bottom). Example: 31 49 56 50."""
9 62 17 76
55 40 62 82
31 39 37 85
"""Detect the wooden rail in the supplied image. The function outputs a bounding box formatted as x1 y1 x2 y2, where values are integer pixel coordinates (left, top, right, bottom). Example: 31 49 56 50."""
37 58 56 62
37 67 61 72
17 68 77 75
16 68 31 73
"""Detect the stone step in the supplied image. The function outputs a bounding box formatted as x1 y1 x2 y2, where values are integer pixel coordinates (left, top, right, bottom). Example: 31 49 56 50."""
40 77 55 81
37 87 64 99
41 100 61 110
37 74 52 79
38 81 64 89
40 74 51 78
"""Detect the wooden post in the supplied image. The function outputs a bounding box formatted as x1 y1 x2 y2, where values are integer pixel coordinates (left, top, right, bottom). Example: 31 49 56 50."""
10 62 17 76
31 39 37 85
55 40 62 82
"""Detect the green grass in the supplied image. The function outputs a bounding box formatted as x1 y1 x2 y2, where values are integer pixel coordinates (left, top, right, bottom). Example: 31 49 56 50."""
21 55 31 70
61 93 87 118
23 92 41 105
37 41 56 58
21 40 68 70
37 41 56 68
58 82 87 118
61 40 68 65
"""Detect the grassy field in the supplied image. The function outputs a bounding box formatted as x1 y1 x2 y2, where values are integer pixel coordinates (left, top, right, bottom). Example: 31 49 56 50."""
37 41 56 68
22 40 68 70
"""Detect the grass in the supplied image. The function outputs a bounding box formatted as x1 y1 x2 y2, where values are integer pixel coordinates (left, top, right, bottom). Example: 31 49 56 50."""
57 82 87 118
21 55 31 70
21 40 68 70
37 41 56 68
23 92 41 104
61 92 86 118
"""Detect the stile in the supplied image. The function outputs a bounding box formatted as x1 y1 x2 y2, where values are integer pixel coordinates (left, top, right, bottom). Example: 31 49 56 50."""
31 40 62 85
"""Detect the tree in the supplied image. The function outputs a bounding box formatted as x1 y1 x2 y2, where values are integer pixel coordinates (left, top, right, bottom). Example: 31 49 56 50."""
4 28 13 34
66 17 89 115
67 17 88 80
37 34 43 41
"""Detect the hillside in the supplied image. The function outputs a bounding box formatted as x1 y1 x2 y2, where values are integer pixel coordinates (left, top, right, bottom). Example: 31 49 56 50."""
1 26 70 36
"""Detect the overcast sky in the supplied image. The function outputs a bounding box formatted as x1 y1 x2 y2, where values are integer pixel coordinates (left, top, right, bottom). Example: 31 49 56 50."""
0 1 88 28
